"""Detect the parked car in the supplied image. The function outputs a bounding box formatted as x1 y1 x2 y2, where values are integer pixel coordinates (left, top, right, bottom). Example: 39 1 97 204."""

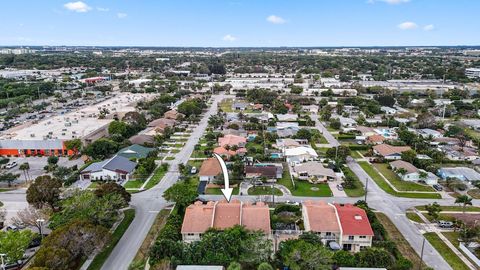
433 184 443 191
337 184 344 191
4 161 17 169
438 220 453 228
190 167 197 174
6 225 19 231
284 200 300 206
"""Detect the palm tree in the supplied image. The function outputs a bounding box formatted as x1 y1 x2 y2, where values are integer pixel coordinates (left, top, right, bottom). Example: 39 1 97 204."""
455 195 473 214
19 162 30 183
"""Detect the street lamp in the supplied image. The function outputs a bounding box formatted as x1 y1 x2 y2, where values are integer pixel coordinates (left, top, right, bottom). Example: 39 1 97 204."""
36 219 45 240
0 253 6 270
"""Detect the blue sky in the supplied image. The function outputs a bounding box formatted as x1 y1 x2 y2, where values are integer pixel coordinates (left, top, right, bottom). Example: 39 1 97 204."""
0 0 478 47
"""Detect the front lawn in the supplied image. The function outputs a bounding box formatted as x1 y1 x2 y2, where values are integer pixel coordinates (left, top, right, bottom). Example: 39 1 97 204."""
205 187 240 195
124 180 143 189
423 232 470 270
342 166 365 197
373 163 435 192
415 205 480 212
248 186 283 196
467 189 480 199
291 180 333 197
349 151 363 159
144 164 169 190
87 209 136 270
406 212 425 223
358 162 441 199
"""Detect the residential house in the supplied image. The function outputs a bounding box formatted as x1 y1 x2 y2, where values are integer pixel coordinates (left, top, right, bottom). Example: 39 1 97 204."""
366 134 386 145
128 134 155 145
303 105 319 114
213 146 247 159
356 126 377 137
372 144 411 160
389 160 438 185
292 161 337 183
339 117 357 130
199 157 222 182
245 164 283 180
218 134 247 148
148 118 176 133
181 200 271 243
277 114 298 122
284 146 318 164
232 102 249 111
418 128 443 139
334 204 374 252
438 167 480 182
80 155 136 182
380 106 396 115
164 109 185 120
302 201 341 246
274 138 309 149
117 144 155 159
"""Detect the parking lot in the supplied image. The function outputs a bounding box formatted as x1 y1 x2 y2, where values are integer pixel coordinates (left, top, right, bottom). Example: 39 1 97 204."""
1 156 84 187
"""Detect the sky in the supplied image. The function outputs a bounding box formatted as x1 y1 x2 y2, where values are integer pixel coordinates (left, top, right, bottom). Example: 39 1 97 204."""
0 0 479 47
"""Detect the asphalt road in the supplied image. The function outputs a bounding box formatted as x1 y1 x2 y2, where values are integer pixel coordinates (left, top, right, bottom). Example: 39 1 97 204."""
100 93 228 270
312 113 340 147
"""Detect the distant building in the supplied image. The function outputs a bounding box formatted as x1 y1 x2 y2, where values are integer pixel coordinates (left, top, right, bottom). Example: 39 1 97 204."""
372 144 411 160
438 167 480 182
117 144 155 159
199 158 222 182
465 68 480 79
292 161 337 183
389 160 438 185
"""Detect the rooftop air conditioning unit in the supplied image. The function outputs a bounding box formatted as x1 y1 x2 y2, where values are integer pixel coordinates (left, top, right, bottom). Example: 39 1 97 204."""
30 133 35 137
65 122 72 127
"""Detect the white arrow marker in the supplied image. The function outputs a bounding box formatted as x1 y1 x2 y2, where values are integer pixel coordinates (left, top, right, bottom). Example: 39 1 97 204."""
213 153 233 202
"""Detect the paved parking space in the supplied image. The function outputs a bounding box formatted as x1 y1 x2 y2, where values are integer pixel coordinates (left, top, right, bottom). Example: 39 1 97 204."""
328 180 347 197
1 157 84 186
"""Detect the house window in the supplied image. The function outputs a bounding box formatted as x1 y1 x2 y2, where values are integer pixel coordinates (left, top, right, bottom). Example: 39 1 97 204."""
343 244 352 251
359 235 367 239
325 232 332 236
83 174 90 180
348 236 354 240
121 174 126 180
360 246 367 251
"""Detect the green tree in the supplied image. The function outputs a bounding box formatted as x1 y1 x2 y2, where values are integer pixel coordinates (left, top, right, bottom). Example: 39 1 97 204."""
425 202 442 220
326 146 351 163
95 182 131 204
0 230 34 263
32 220 109 270
64 139 82 156
257 262 273 270
19 162 31 183
355 248 393 268
47 156 59 166
455 195 473 214
26 175 62 209
52 166 71 182
0 172 20 187
227 262 242 270
332 250 356 267
329 118 341 130
277 238 333 270
84 138 119 160
295 128 313 140
400 149 417 163
163 180 198 214
108 120 129 137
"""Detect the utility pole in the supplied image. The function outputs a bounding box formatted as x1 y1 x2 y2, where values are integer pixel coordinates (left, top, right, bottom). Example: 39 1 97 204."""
418 237 426 270
37 218 45 240
364 178 369 202
271 184 275 206
0 253 5 270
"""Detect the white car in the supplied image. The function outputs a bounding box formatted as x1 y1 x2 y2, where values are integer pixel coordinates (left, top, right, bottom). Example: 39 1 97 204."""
4 161 17 169
190 167 197 174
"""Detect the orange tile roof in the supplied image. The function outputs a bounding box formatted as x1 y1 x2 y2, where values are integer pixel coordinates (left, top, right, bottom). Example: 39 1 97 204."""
303 201 340 233
199 158 222 177
181 201 215 234
241 202 271 234
373 144 411 157
367 134 386 143
213 200 241 229
218 134 247 147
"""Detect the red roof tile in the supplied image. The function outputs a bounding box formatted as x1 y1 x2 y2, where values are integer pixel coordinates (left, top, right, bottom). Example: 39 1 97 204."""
334 204 374 236
181 201 215 234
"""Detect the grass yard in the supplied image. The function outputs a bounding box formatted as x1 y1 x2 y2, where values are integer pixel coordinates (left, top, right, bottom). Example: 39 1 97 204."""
375 213 429 270
424 232 470 270
205 187 240 195
88 182 99 189
171 149 180 153
467 189 480 199
358 161 441 199
248 186 283 196
349 151 363 159
373 163 435 192
406 212 425 223
219 99 233 112
415 205 480 212
130 209 171 269
291 180 333 197
144 165 169 190
87 209 136 270
165 156 175 160
124 180 143 189
342 166 365 197
277 165 295 191
316 134 329 144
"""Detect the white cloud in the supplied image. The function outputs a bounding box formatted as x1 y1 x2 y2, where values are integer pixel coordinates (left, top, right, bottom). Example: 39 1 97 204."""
117 13 127 19
397 21 418 30
368 0 410 4
64 1 92 13
266 15 286 24
423 24 435 31
222 34 237 42
97 7 109 12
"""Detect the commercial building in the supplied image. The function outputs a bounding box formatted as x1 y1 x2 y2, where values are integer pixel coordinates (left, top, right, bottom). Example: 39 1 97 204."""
465 68 480 79
0 93 154 157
